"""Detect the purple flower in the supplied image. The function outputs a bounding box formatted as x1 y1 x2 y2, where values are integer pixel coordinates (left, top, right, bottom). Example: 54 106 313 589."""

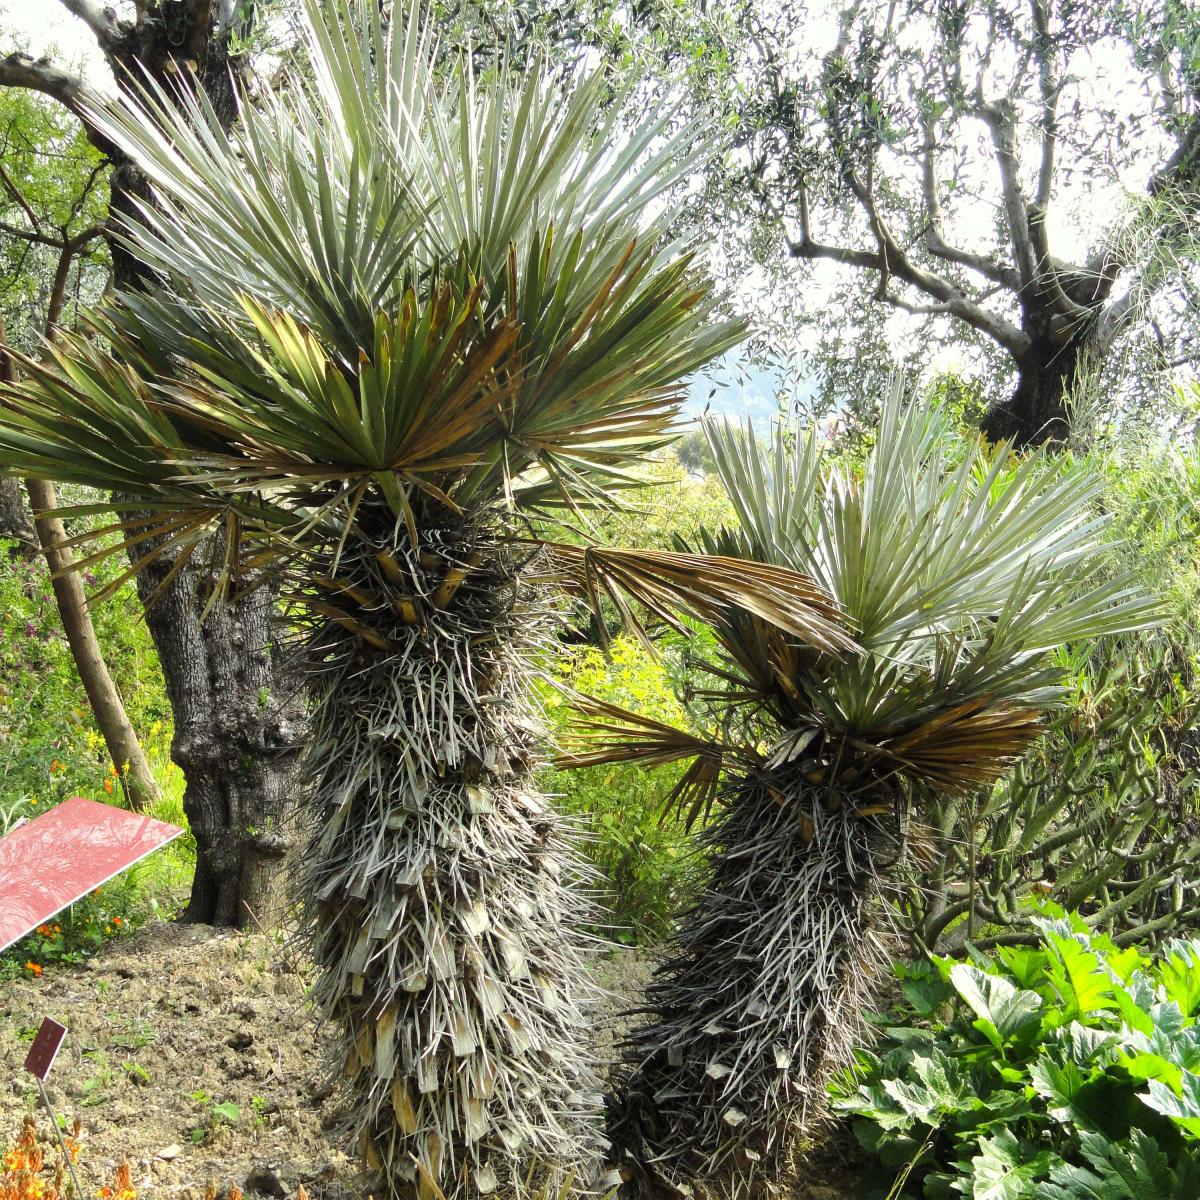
84 572 98 587
24 622 36 638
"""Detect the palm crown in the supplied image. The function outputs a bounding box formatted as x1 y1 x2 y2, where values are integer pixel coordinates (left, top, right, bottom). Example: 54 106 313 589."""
1 0 740 572
583 397 1160 1191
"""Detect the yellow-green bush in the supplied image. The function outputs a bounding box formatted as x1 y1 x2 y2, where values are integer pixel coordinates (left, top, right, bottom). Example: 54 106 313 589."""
540 636 706 941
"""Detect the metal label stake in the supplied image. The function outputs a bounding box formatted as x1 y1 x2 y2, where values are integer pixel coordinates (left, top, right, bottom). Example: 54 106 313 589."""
24 1017 85 1199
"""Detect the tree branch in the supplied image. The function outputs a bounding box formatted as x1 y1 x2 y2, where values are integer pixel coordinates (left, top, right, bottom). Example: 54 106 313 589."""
45 225 106 337
0 220 69 247
920 112 1020 290
1030 0 1058 210
789 179 1031 360
1151 113 1200 198
977 97 1039 286
1093 286 1142 356
979 95 1097 325
57 0 126 51
0 54 89 119
0 160 43 232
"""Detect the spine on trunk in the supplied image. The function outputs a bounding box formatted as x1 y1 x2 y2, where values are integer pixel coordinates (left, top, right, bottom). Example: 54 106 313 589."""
609 776 895 1196
294 535 606 1199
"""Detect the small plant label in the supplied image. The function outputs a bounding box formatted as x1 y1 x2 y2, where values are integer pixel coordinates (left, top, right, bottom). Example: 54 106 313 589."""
24 1017 67 1081
23 1016 85 1197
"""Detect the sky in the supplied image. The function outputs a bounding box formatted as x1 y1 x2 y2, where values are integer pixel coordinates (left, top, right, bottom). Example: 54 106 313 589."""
1 0 109 80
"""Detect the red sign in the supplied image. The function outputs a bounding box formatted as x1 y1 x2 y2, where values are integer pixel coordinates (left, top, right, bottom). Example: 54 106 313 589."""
0 796 183 953
24 1017 68 1081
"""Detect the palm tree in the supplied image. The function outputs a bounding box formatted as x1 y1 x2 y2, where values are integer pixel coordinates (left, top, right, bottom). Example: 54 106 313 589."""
565 397 1159 1196
0 2 852 1196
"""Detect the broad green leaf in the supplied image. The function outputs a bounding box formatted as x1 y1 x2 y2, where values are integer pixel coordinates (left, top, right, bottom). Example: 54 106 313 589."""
966 1131 1046 1200
1041 1128 1197 1199
1030 1056 1095 1126
1142 1072 1200 1138
880 1049 970 1124
1158 942 1200 1018
997 946 1051 991
1062 1022 1123 1066
1112 972 1157 1037
898 962 956 1015
950 964 1043 1049
1043 929 1118 1020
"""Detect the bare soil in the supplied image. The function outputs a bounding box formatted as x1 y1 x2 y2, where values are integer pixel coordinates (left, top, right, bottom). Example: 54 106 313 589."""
0 923 865 1199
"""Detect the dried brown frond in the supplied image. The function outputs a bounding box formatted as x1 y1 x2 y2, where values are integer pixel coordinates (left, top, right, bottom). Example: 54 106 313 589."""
556 690 757 829
872 700 1045 792
540 543 857 657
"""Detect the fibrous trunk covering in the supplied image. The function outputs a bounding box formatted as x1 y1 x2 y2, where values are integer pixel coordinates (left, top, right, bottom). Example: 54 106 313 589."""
295 527 604 1199
610 775 895 1195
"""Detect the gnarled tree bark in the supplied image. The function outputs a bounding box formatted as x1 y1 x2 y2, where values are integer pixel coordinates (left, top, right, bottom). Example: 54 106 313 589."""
0 477 37 559
0 0 306 926
134 545 303 925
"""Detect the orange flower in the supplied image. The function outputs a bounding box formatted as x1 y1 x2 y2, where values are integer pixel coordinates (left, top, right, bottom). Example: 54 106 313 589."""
35 926 51 937
24 962 42 977
103 779 113 795
111 917 123 927
98 1161 136 1200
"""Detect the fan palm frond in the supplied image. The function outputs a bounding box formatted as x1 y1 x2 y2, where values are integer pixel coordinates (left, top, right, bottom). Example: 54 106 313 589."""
603 391 1162 1196
541 543 856 655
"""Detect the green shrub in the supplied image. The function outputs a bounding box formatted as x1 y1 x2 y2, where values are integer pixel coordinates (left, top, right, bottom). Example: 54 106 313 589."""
833 909 1200 1197
901 441 1200 953
540 636 705 941
534 450 729 942
0 538 176 809
0 535 191 971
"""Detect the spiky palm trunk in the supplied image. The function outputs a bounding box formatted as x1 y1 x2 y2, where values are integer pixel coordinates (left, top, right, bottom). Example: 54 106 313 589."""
610 773 895 1194
295 526 604 1199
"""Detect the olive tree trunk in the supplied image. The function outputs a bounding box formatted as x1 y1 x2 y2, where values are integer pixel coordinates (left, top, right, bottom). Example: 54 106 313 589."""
0 477 37 560
981 329 1099 447
107 6 306 927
